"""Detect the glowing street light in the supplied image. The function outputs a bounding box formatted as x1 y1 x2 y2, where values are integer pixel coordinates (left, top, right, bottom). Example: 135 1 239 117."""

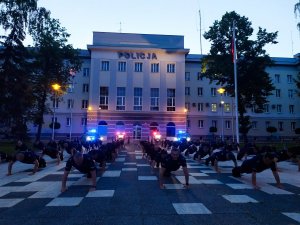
51 83 61 140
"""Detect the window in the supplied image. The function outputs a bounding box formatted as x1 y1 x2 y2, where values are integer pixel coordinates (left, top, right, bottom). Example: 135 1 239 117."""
99 86 109 110
185 102 190 111
288 89 293 98
211 88 216 96
252 121 257 129
185 87 190 95
118 62 126 72
187 120 190 128
83 68 89 77
150 88 159 111
167 63 175 73
198 103 204 112
67 83 74 93
101 61 109 71
67 99 74 109
275 74 280 83
151 63 159 73
197 72 203 81
278 122 283 131
265 121 270 128
83 84 89 93
212 120 217 128
276 104 282 113
225 120 231 129
197 87 203 96
52 98 58 108
291 122 296 131
264 104 269 113
287 74 292 83
211 103 217 112
134 62 143 72
224 103 230 112
289 105 294 114
185 72 190 81
275 89 280 97
116 87 126 110
81 117 87 126
66 117 71 127
134 87 143 111
81 100 88 109
167 88 175 111
198 120 204 128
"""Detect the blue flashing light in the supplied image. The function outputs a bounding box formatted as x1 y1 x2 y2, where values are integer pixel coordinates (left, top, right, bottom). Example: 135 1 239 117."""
89 129 97 133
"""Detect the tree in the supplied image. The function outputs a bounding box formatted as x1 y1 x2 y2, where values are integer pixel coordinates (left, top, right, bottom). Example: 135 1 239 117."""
28 8 82 141
295 128 300 135
202 11 277 141
0 0 38 139
295 0 300 31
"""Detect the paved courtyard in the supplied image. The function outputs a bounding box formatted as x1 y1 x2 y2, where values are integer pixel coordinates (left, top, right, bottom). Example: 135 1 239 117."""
0 143 299 225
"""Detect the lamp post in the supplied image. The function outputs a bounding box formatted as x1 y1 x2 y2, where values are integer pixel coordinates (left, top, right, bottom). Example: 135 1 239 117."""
69 73 75 141
217 87 225 142
51 83 61 140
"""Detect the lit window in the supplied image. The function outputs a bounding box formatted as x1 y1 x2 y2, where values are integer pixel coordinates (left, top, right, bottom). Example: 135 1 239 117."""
224 103 230 112
211 103 217 112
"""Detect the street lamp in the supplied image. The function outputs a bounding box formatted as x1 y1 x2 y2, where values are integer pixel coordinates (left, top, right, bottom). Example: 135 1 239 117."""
217 87 225 142
51 83 61 140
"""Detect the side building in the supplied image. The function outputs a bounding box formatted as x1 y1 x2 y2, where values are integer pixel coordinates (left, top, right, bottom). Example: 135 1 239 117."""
28 32 300 142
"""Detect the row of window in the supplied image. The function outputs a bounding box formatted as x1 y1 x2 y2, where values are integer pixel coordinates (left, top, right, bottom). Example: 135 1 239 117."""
274 74 294 84
184 102 296 114
191 119 297 131
55 87 176 112
274 89 295 98
101 61 176 73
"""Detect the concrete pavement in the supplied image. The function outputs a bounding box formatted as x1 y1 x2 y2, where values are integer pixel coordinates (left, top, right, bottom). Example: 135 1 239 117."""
0 143 299 225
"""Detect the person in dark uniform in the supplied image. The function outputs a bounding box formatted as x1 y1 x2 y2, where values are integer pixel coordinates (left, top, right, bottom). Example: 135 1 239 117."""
7 151 40 175
159 147 189 189
61 152 97 192
232 153 282 189
41 147 62 165
274 146 300 171
205 148 238 173
15 140 28 152
88 149 107 171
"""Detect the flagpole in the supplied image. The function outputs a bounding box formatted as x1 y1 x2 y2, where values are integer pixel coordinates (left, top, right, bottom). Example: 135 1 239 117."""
233 21 239 144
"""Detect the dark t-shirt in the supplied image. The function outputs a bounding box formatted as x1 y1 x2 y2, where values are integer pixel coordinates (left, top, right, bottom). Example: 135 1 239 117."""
214 150 237 163
88 149 106 163
12 151 39 164
161 154 187 171
65 154 96 174
241 155 276 173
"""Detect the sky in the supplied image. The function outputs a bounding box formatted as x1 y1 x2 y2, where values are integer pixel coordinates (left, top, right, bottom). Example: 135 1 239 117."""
25 0 300 58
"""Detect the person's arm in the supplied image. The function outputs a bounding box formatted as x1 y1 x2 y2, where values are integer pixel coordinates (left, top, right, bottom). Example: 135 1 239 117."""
272 170 283 188
159 167 166 189
214 159 220 173
251 171 259 189
89 170 97 191
29 159 39 175
182 166 189 188
61 170 70 192
7 161 15 176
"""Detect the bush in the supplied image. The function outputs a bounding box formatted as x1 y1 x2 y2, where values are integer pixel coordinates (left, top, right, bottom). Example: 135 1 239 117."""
49 122 61 129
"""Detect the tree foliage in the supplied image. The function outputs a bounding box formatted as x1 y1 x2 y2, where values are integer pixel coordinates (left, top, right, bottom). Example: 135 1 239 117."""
295 0 300 31
202 11 277 140
0 0 38 139
28 7 82 141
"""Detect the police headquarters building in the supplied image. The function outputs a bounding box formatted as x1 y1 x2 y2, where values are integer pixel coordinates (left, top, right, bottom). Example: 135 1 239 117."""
29 32 300 141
